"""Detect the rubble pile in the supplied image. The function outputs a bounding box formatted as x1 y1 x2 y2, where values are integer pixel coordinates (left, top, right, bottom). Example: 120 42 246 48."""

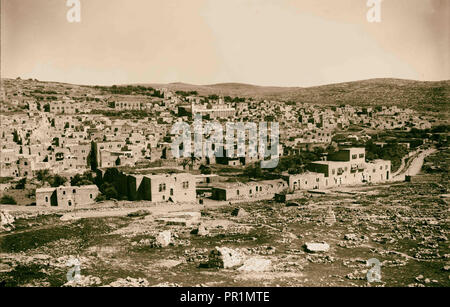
207 247 244 269
63 275 102 287
237 258 272 272
337 233 369 248
151 230 172 248
0 210 15 232
231 207 249 217
304 242 330 253
107 277 149 287
324 207 337 225
184 248 209 263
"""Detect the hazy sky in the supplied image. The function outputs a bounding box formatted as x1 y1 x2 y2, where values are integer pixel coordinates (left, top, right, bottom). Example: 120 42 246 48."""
1 0 448 86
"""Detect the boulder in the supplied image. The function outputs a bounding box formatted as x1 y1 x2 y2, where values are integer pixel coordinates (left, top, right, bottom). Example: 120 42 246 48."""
60 214 81 221
231 207 248 217
0 210 15 232
208 247 243 269
324 208 336 225
344 234 358 241
191 224 209 236
155 231 172 247
238 258 272 272
304 242 330 253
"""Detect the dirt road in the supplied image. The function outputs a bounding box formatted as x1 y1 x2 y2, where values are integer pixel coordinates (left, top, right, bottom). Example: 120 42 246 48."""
392 148 436 181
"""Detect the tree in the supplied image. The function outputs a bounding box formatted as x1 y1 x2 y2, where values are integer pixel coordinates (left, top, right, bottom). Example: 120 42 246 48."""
44 103 50 112
0 195 17 205
15 178 27 190
36 169 50 182
48 174 67 187
71 171 94 186
244 164 263 178
13 130 20 144
87 141 98 170
102 168 120 184
199 165 212 175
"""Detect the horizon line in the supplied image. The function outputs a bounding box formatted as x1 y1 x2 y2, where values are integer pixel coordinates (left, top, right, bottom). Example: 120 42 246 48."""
1 76 449 89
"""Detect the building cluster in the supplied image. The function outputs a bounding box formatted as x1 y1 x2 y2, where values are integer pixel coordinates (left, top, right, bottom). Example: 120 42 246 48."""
0 78 430 207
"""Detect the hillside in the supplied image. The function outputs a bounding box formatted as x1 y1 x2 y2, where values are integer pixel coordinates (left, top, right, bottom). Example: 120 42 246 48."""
140 82 301 97
2 77 449 112
143 79 449 112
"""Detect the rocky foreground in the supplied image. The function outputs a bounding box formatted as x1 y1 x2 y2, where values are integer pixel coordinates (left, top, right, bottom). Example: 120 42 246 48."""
0 173 448 287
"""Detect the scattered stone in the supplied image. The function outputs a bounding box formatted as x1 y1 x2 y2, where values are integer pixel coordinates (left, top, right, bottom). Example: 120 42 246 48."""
127 210 150 218
304 242 330 253
324 207 336 225
408 283 425 287
344 234 358 241
184 248 209 263
286 202 300 207
152 282 181 287
231 207 249 217
346 270 367 280
153 230 172 248
63 275 102 287
156 212 201 227
154 259 182 268
107 277 149 287
158 218 191 226
60 213 81 221
0 263 13 273
0 211 15 232
238 258 272 272
191 224 209 236
207 247 244 269
306 254 335 264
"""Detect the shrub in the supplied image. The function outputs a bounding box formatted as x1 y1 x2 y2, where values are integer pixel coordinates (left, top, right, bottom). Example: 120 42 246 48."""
95 194 107 202
15 178 27 190
0 195 17 205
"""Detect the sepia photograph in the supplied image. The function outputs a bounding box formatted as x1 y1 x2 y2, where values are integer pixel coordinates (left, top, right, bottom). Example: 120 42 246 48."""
0 0 449 296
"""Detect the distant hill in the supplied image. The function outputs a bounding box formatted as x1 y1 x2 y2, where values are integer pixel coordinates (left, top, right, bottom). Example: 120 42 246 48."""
3 77 448 112
140 82 301 97
141 78 449 112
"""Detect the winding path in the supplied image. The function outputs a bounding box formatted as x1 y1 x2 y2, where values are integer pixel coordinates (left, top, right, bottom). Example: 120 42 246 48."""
392 148 437 181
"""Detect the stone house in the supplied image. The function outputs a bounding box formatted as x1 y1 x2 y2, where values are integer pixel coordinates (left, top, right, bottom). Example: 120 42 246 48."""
211 179 287 201
36 185 99 207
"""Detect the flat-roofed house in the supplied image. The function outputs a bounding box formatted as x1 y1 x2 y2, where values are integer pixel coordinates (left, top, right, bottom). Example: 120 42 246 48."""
36 185 99 207
211 179 287 201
